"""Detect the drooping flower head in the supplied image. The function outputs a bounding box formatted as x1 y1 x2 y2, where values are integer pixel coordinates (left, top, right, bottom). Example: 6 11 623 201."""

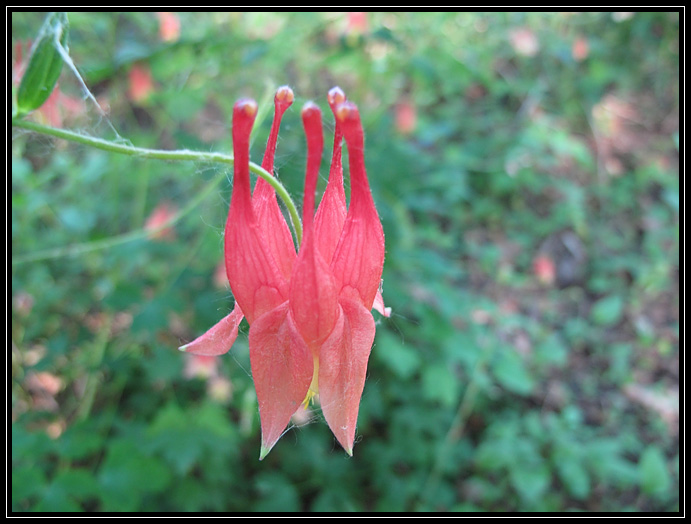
180 87 387 458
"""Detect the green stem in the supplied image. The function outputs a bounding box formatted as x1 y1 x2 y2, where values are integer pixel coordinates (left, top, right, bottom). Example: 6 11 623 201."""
11 117 303 245
74 315 112 422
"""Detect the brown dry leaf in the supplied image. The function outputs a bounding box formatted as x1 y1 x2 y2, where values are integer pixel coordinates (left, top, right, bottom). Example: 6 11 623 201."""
623 383 679 434
24 371 63 412
25 371 63 396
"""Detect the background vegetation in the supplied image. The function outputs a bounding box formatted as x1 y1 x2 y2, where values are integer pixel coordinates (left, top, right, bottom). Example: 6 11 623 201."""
11 11 680 512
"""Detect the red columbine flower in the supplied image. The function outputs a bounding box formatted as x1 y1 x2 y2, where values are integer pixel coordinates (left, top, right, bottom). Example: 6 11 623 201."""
180 87 387 459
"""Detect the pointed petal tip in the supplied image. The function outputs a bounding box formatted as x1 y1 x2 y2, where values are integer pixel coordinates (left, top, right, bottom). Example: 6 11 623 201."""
176 308 243 356
336 433 354 457
373 290 392 318
259 433 282 460
334 432 356 459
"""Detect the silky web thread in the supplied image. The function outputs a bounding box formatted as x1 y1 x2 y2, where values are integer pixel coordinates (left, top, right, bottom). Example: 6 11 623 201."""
52 31 124 144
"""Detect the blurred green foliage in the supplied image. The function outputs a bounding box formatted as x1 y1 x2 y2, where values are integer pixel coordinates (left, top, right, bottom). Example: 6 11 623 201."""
12 11 679 512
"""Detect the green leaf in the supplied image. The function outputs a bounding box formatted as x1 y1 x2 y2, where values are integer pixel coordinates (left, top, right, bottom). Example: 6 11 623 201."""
475 439 512 472
53 469 100 499
146 401 237 475
534 332 568 368
375 330 421 380
33 469 100 511
253 473 300 512
591 294 625 326
97 439 171 512
16 12 69 116
55 425 104 460
421 362 460 406
492 350 535 395
11 467 47 508
586 438 638 488
508 440 551 504
554 447 591 500
311 489 359 512
639 445 671 498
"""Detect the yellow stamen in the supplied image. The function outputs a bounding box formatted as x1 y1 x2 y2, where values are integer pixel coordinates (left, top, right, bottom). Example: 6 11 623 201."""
301 388 317 409
301 354 319 409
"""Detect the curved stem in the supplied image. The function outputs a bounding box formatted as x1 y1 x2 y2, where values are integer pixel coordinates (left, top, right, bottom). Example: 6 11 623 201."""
11 117 303 245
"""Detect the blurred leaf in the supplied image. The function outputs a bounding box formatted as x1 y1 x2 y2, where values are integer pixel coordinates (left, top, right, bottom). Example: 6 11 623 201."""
474 419 520 472
147 403 201 475
146 400 237 476
421 362 459 406
492 350 535 395
57 205 97 233
639 445 671 499
55 425 104 460
375 330 421 380
253 473 300 512
97 439 172 511
11 467 47 509
606 342 633 384
311 489 358 512
510 462 551 505
586 438 638 488
591 294 625 326
534 332 568 368
509 440 550 504
131 293 174 333
160 87 207 122
34 469 100 511
554 447 591 500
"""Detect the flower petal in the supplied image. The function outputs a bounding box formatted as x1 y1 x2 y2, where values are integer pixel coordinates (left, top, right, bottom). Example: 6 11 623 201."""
224 220 288 324
289 102 339 351
372 289 391 317
225 99 288 324
313 179 346 265
290 237 339 350
252 86 297 281
330 102 385 310
314 87 347 264
252 191 297 282
249 302 313 459
178 303 244 356
318 297 376 455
